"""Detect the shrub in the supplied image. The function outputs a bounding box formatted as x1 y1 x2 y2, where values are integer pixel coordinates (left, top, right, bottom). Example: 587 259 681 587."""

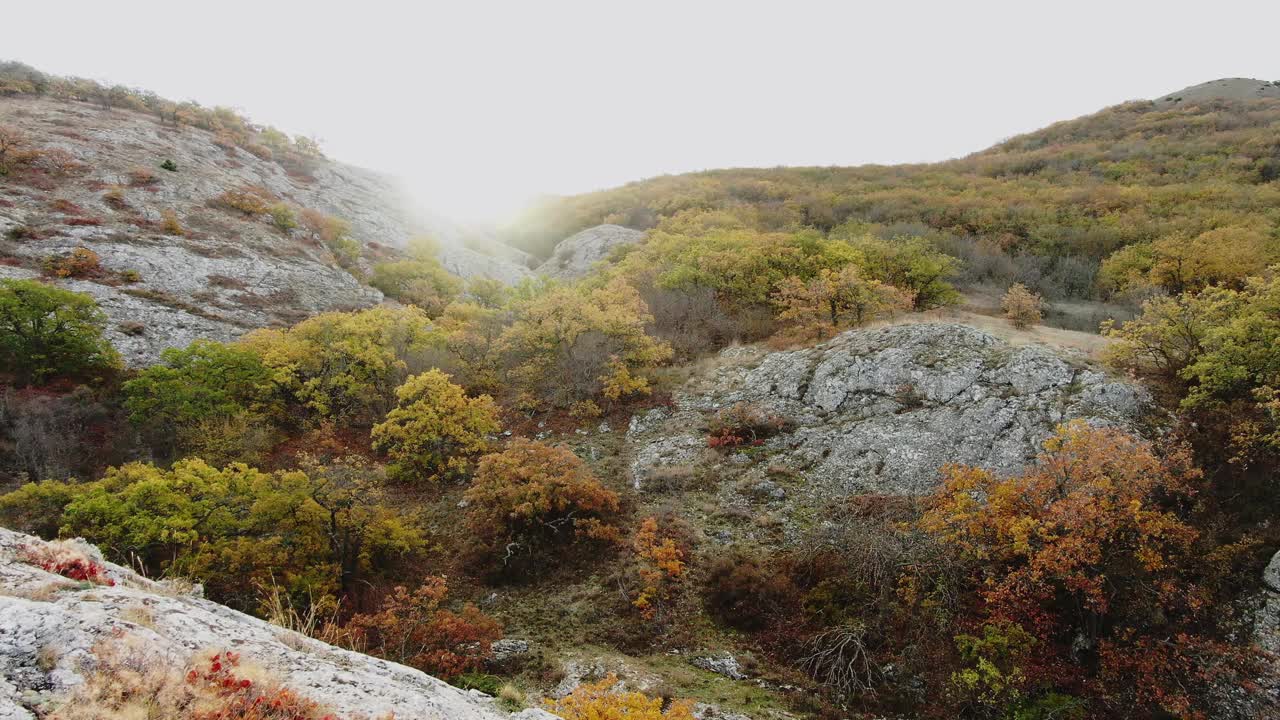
919 421 1265 717
213 186 273 216
19 541 114 586
544 674 694 720
1001 283 1043 329
49 640 338 720
629 517 687 621
370 258 463 318
102 186 130 210
465 439 621 566
774 265 912 340
706 402 792 449
0 124 27 174
299 209 359 266
347 578 502 679
127 166 158 186
268 203 298 232
0 279 119 385
159 209 185 236
44 247 103 279
371 369 500 483
160 159 178 172
702 550 799 631
499 278 673 409
239 305 441 424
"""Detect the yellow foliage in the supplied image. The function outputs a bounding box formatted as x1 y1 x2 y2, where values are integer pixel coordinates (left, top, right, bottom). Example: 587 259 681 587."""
544 675 695 720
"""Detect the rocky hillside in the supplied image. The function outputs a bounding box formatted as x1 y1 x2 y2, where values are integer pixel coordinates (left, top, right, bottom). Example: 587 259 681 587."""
0 526 554 720
0 95 529 364
1158 77 1280 104
535 224 645 280
627 323 1150 514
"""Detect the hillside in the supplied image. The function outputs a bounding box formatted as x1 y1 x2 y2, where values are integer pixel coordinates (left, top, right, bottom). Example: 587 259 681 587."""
1158 77 1280 103
503 89 1280 309
0 88 529 364
0 526 552 720
3 63 1280 720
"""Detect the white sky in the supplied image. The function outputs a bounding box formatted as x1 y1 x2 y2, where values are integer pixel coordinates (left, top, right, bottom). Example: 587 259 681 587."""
7 1 1280 221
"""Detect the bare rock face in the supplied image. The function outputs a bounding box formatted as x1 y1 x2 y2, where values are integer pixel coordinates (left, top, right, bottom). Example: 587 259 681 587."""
627 324 1151 503
0 96 529 365
535 224 645 280
0 527 555 720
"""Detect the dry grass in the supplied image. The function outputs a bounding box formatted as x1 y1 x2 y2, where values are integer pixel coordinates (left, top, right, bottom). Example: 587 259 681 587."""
0 579 75 602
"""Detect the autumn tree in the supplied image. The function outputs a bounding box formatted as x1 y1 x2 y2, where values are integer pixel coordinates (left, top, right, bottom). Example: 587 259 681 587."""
370 258 463 318
1000 283 1043 329
920 421 1261 717
0 124 28 174
346 577 502 679
838 233 961 310
629 517 687 622
774 265 912 340
298 209 359 267
464 439 621 567
0 458 426 613
0 279 119 386
370 369 500 483
240 305 441 425
499 278 672 409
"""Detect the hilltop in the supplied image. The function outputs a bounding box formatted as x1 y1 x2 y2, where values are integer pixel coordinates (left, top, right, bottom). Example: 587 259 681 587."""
1158 77 1280 103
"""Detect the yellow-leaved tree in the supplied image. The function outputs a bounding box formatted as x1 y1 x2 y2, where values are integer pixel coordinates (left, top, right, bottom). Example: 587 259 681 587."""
240 306 440 425
773 265 912 341
371 369 500 483
499 278 672 409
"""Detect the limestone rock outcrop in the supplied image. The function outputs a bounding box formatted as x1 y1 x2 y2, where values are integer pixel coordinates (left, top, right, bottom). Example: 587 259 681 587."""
535 224 645 280
627 323 1151 503
0 527 554 720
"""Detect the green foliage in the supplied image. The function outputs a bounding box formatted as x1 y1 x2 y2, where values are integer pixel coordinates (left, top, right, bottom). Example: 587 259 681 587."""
122 340 274 458
159 159 178 172
240 305 441 425
949 621 1036 710
834 231 961 310
499 278 673 408
1105 269 1280 456
370 369 501 483
370 257 463 318
268 203 298 232
0 279 119 386
0 456 426 612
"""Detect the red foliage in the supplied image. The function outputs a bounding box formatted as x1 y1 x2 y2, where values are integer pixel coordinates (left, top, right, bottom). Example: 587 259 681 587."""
347 578 502 679
186 652 336 720
20 543 115 586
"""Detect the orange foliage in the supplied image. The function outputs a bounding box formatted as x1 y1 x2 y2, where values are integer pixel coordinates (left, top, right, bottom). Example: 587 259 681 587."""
544 674 695 720
464 438 621 563
630 517 686 620
346 578 501 679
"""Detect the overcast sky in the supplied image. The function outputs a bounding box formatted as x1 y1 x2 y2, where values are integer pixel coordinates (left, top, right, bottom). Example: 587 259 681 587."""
7 1 1280 220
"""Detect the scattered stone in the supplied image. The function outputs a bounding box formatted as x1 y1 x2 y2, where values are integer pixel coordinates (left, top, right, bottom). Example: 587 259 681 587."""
692 652 748 680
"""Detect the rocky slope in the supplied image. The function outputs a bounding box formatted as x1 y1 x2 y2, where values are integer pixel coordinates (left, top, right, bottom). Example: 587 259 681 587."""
535 224 644 280
0 96 528 364
626 323 1150 514
0 526 554 720
1158 78 1280 104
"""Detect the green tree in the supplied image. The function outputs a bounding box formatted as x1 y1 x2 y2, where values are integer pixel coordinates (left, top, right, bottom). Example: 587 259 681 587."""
122 340 274 457
370 369 501 483
499 278 673 408
0 279 119 385
369 258 463 317
240 306 441 425
837 232 961 310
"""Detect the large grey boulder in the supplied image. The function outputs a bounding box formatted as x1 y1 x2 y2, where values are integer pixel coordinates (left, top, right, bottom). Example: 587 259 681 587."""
0 527 555 720
536 225 645 280
628 323 1151 499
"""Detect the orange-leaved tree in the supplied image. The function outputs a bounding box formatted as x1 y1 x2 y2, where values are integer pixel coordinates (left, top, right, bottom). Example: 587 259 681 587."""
346 577 501 679
919 421 1264 718
464 439 620 568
